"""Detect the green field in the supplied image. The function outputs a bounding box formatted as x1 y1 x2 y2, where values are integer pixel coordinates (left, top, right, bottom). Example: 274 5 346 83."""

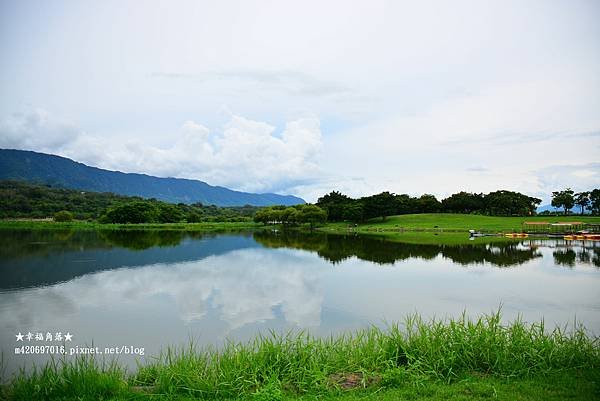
3 311 598 401
4 214 599 246
5 213 600 234
322 213 600 233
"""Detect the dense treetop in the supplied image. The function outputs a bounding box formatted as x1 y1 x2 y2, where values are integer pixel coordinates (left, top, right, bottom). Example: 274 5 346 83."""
0 181 259 223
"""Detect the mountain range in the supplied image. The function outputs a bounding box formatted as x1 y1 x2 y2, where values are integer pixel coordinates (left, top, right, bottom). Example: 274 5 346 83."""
0 149 304 206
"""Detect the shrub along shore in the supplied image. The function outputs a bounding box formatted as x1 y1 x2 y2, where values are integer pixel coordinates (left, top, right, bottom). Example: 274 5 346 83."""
2 311 599 400
4 213 600 231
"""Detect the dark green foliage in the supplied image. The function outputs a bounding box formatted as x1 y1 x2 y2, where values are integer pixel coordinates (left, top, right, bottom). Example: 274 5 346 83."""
394 194 415 214
482 190 541 216
0 180 260 223
53 210 73 222
253 204 327 228
416 194 442 213
363 192 399 221
0 180 133 219
297 204 328 229
157 203 185 223
574 191 591 215
317 191 354 221
341 201 364 223
551 188 575 214
253 230 547 267
590 189 600 215
317 191 365 223
100 201 161 223
99 201 259 224
442 192 485 214
315 189 546 223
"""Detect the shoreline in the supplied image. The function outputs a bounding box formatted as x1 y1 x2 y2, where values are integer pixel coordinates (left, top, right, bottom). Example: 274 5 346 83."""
2 311 599 400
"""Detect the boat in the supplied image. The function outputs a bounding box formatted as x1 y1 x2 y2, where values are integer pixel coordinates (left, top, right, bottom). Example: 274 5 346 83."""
469 230 499 237
504 233 528 238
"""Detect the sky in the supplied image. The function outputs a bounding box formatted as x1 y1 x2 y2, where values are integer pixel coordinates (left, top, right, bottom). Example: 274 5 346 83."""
0 0 599 203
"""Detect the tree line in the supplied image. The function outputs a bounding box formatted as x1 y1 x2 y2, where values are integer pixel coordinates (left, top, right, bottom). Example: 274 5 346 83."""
550 188 600 215
0 180 259 223
3 180 598 225
253 204 327 229
315 188 600 223
316 190 543 222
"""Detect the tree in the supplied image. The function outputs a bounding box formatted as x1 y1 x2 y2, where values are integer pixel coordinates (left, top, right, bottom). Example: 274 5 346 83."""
253 207 282 225
574 191 590 215
483 190 541 216
551 188 575 215
280 207 299 225
253 209 270 225
296 204 327 229
157 203 184 223
362 192 397 221
53 210 74 222
100 201 160 223
341 200 364 223
441 192 485 214
416 194 441 213
316 191 352 221
395 194 416 214
589 189 600 215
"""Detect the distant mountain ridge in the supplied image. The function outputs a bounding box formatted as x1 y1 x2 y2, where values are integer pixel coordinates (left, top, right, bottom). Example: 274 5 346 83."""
0 149 305 206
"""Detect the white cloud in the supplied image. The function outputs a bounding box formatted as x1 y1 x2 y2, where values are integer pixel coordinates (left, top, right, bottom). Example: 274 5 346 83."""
0 109 323 196
321 73 600 201
1 1 599 201
0 109 79 152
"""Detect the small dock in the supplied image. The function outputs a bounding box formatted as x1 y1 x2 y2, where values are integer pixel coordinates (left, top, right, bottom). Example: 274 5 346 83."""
514 221 600 240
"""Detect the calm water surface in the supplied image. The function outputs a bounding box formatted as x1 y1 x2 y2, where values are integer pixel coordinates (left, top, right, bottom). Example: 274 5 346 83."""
1 229 599 378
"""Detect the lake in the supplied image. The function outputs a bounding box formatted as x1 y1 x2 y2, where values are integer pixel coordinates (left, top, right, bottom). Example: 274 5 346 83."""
1 229 599 378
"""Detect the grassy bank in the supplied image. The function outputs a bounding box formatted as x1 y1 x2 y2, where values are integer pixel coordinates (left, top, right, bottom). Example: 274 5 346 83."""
316 213 600 245
3 311 599 400
321 213 600 233
340 231 519 245
0 220 260 231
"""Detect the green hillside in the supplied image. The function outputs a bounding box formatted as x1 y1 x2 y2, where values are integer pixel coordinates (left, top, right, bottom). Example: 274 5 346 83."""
0 148 304 206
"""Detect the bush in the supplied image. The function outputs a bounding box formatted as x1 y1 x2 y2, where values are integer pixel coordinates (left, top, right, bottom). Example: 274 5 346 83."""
53 210 74 222
100 201 159 224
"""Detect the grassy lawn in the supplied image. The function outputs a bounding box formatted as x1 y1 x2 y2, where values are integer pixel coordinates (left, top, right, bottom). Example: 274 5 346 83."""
322 213 600 233
288 370 600 401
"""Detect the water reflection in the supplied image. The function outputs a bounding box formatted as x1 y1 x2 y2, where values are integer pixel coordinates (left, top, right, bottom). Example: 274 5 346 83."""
1 229 599 377
2 230 600 291
0 230 258 290
253 231 544 267
1 248 323 329
552 246 600 268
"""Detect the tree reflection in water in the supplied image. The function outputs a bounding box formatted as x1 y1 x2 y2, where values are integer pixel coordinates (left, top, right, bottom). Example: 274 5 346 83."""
253 230 544 267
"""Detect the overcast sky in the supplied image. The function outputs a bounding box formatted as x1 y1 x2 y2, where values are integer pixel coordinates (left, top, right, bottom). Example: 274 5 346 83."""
1 0 599 202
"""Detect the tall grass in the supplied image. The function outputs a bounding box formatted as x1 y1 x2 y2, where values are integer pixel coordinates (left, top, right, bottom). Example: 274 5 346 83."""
4 311 599 400
5 356 127 400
